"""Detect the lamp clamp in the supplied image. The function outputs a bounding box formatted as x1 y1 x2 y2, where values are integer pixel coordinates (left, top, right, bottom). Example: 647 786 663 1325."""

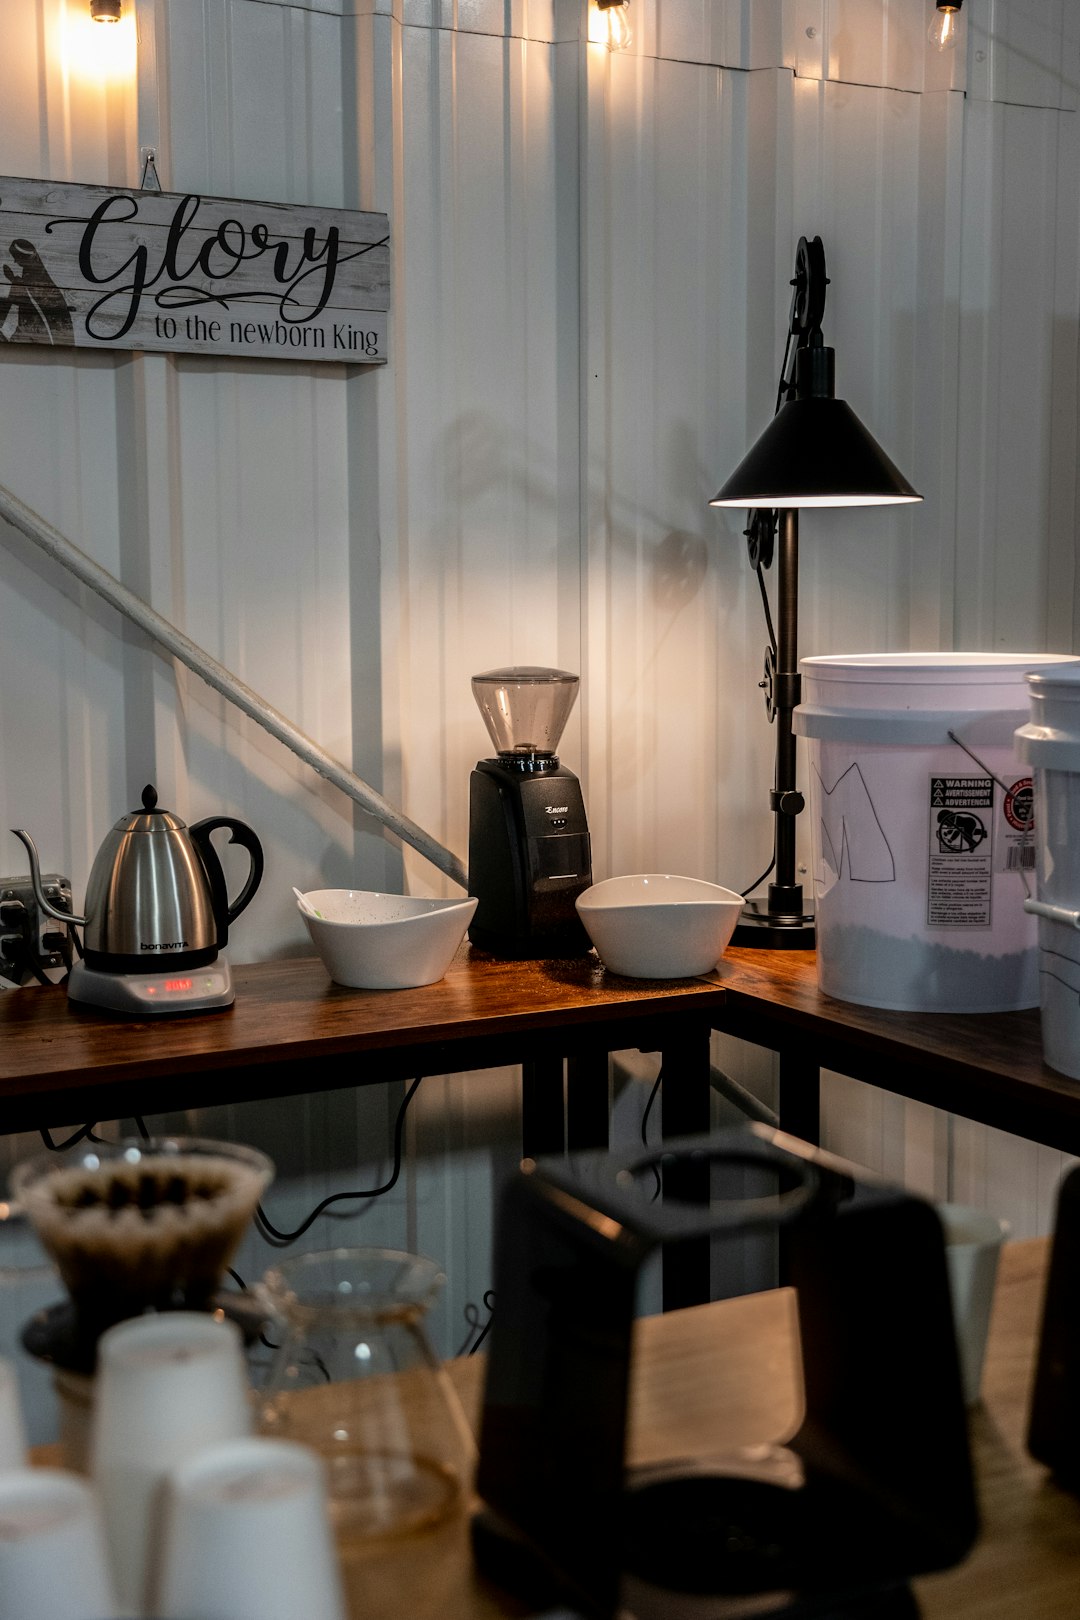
788 236 829 361
744 508 776 571
758 646 776 720
770 788 805 817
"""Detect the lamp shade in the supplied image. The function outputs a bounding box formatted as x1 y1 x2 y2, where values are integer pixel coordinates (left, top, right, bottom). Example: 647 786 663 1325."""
710 396 921 509
710 346 921 510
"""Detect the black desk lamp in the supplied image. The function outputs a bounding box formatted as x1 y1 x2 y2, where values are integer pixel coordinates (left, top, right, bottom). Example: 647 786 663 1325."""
710 237 922 948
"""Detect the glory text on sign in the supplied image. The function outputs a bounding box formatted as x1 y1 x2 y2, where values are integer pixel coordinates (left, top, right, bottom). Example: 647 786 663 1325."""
0 176 389 364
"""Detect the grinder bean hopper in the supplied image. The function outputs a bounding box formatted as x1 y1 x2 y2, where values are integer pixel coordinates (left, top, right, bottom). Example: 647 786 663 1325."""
467 667 592 958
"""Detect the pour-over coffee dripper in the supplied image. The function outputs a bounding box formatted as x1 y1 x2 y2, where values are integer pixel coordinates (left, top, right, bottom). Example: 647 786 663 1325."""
467 668 593 958
12 1136 274 1373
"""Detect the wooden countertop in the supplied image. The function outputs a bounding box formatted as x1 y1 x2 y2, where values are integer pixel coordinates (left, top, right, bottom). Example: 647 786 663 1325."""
709 948 1080 1154
30 1239 1073 1617
338 1237 1078 1620
914 1237 1079 1618
0 946 727 1128
0 948 727 1087
710 947 1049 1081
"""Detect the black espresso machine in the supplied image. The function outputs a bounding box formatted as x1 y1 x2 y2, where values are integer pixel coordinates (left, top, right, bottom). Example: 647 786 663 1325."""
468 667 592 958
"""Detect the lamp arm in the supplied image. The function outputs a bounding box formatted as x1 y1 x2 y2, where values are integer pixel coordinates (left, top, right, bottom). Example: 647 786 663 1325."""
744 234 830 685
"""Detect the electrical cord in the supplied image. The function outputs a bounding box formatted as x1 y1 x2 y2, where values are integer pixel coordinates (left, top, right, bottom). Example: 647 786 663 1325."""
39 1122 105 1151
254 1076 424 1247
456 1289 496 1358
754 561 777 659
641 1066 664 1201
224 1265 330 1377
40 1113 152 1152
740 851 776 900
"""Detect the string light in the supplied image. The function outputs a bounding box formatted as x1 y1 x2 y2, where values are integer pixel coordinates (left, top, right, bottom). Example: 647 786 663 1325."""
589 0 632 52
928 0 963 52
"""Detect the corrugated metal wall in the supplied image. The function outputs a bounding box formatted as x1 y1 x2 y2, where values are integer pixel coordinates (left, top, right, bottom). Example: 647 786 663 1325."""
2 0 1079 1416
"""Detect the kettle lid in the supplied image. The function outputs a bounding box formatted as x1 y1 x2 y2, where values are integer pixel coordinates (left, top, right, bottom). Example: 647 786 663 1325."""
112 783 189 834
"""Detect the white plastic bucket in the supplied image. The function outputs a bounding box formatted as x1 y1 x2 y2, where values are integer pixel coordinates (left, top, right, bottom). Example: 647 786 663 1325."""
793 652 1080 1013
1015 664 1080 1077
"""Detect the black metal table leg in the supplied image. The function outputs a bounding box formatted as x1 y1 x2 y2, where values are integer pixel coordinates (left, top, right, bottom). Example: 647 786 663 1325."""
777 1051 820 1146
566 1053 609 1152
522 1056 565 1159
659 1023 713 1311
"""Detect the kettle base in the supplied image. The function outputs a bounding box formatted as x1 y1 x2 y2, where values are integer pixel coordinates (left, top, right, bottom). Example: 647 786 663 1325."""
66 956 235 1016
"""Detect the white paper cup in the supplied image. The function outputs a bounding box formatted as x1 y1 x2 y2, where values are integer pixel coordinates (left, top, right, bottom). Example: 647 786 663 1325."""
90 1312 252 1616
0 1467 117 1620
0 1355 28 1469
939 1202 1009 1406
156 1437 346 1620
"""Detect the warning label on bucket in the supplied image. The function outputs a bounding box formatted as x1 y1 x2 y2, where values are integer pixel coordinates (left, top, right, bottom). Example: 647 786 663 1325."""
928 776 994 927
998 776 1036 875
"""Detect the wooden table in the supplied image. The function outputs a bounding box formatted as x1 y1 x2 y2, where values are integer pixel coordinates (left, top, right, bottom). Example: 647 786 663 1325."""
0 946 722 1149
0 947 723 1307
710 948 1080 1156
4 945 1076 1159
342 1237 1080 1620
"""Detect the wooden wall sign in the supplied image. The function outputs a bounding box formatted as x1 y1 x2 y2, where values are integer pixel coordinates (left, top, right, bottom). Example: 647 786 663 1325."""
0 175 389 364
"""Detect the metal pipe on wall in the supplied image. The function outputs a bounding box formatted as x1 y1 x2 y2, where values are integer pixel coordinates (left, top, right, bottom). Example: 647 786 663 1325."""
0 480 469 890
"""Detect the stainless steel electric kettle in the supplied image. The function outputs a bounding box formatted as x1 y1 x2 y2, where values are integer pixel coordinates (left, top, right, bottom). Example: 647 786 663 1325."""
13 785 264 1014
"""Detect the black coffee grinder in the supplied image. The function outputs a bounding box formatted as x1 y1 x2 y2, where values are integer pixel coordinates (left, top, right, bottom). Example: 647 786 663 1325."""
468 666 592 958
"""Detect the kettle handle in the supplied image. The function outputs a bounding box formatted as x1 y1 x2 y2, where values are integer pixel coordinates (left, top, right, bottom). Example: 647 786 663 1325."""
189 817 265 947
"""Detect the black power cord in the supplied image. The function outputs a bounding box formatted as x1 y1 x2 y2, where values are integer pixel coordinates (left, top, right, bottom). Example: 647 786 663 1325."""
456 1289 496 1357
225 1266 330 1377
641 1066 664 1201
39 1114 151 1154
253 1076 424 1248
39 1122 105 1151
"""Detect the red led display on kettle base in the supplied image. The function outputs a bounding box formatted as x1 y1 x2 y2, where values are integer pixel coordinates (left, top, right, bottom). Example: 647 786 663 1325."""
164 978 194 992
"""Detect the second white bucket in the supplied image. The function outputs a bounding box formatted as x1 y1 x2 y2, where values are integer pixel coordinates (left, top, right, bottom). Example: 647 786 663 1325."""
793 652 1080 1013
1016 663 1080 1078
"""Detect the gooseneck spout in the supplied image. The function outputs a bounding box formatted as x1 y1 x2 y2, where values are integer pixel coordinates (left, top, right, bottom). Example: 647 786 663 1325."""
10 830 88 928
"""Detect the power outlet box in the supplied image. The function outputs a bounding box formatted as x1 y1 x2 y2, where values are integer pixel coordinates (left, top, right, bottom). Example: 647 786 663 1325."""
0 874 74 986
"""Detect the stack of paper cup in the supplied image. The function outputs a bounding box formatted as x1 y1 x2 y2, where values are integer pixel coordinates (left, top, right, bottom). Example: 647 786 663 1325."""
90 1311 252 1616
0 1467 117 1619
939 1203 1010 1406
157 1437 346 1620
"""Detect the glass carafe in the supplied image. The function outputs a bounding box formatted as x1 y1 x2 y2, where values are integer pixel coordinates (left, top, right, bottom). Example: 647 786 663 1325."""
256 1248 475 1544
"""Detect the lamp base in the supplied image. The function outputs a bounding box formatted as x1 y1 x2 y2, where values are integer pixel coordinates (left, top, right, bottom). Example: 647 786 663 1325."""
731 898 815 951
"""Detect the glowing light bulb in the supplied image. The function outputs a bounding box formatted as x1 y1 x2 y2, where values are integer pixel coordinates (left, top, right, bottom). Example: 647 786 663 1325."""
928 2 962 52
57 3 137 81
589 0 632 52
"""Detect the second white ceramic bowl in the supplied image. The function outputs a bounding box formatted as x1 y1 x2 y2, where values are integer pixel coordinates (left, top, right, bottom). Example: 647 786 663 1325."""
298 889 477 990
576 873 742 979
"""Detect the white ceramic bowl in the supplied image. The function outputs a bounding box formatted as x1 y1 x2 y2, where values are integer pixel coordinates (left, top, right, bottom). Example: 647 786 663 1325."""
575 874 743 979
297 889 477 990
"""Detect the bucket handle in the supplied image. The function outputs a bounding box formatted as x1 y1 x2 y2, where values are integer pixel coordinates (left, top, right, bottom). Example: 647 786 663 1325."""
1024 897 1080 931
